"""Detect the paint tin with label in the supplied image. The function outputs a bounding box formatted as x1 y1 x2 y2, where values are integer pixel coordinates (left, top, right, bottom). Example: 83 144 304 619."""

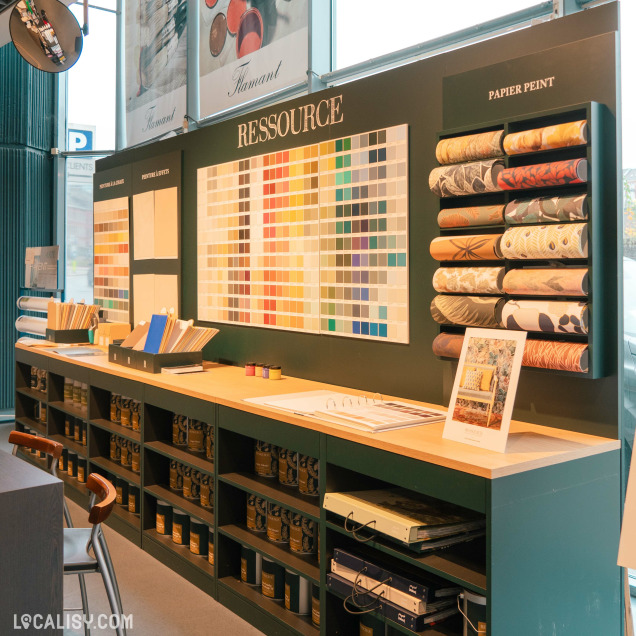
80 384 88 413
128 484 140 514
77 457 87 483
67 451 78 478
172 510 190 545
462 590 487 635
311 584 320 626
267 503 290 544
131 443 140 473
131 400 141 431
285 570 311 615
182 466 201 500
120 397 132 428
156 500 172 535
298 455 320 496
169 459 183 491
73 419 81 443
359 614 384 636
200 473 213 509
205 422 214 461
82 421 87 446
261 557 285 599
240 545 262 586
254 440 278 478
64 377 73 402
246 494 267 532
110 393 121 423
65 416 74 439
59 447 68 473
208 528 215 566
173 414 188 446
120 439 132 467
290 513 317 554
109 434 119 462
190 518 208 556
116 477 128 506
188 419 205 452
73 380 81 405
278 448 298 487
38 368 47 393
30 366 38 390
39 404 47 424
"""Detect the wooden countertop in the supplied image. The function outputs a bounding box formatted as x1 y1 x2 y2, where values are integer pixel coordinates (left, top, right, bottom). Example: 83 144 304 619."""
16 343 620 479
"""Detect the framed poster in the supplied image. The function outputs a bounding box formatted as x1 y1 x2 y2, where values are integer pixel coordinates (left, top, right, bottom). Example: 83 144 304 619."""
443 328 526 453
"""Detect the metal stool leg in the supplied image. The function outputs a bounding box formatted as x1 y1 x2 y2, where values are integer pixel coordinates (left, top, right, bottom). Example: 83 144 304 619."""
98 530 124 616
78 573 90 636
63 500 73 528
93 540 126 636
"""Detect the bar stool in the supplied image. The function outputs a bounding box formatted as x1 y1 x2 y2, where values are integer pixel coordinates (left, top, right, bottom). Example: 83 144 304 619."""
64 473 126 636
10 431 89 634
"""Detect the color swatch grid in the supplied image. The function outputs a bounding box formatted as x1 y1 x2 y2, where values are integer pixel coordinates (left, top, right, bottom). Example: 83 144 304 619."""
197 124 409 342
93 197 130 323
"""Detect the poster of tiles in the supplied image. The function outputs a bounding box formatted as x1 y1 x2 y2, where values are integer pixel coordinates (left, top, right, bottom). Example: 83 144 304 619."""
197 124 409 343
93 197 130 322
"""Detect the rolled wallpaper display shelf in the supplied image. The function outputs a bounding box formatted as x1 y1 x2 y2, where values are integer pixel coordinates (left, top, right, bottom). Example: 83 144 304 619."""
429 102 610 378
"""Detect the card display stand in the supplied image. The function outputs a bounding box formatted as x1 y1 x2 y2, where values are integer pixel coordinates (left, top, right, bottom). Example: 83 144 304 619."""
108 344 203 373
45 328 90 344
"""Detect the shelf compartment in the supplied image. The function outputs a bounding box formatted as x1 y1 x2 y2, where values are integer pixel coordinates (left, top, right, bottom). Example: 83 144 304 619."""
90 456 141 486
143 529 215 579
219 472 319 520
111 503 142 531
57 469 90 496
219 523 319 584
145 441 214 476
48 400 87 421
90 418 141 443
144 484 215 526
326 520 486 595
15 415 47 436
219 575 318 636
49 434 88 458
15 386 47 402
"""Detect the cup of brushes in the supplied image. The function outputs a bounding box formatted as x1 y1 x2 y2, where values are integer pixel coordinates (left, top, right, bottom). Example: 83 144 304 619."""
108 308 219 373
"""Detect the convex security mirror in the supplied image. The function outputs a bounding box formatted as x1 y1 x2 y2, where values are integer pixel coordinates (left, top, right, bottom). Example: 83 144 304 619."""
9 0 82 72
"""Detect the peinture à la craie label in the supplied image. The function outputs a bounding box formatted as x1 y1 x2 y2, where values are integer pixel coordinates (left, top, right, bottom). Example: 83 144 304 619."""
489 76 555 101
238 95 344 149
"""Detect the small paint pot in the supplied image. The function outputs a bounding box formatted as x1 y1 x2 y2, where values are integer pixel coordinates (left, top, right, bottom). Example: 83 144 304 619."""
63 377 73 402
262 365 269 379
173 414 188 446
115 477 128 506
311 584 320 627
200 473 213 509
67 451 78 478
110 393 121 423
65 416 74 439
31 366 38 389
209 11 227 57
285 570 311 615
80 384 88 413
169 459 183 491
261 558 285 599
128 484 140 515
278 448 298 487
236 8 263 59
208 528 215 566
254 440 278 478
38 368 47 393
359 613 384 635
120 439 132 467
73 419 82 443
241 545 262 586
156 500 172 535
268 365 281 380
298 455 320 496
182 465 194 498
120 397 132 428
187 418 205 453
131 400 141 431
226 0 246 35
39 404 47 424
246 493 267 532
82 421 87 446
131 443 141 473
255 363 264 377
58 447 68 473
190 518 208 556
73 380 81 405
245 361 256 376
77 457 87 483
267 503 290 544
205 422 214 461
172 510 190 545
290 513 317 554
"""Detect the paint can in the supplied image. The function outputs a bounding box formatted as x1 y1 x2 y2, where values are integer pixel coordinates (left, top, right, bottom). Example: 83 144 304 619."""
241 545 262 586
190 518 208 556
255 440 278 477
200 472 213 509
268 365 282 380
67 451 77 478
461 590 487 635
115 477 128 506
289 513 317 554
246 493 267 532
311 584 320 626
278 448 298 487
208 528 215 566
188 418 205 452
267 503 290 544
128 484 140 514
245 361 256 376
169 459 183 491
156 500 172 535
120 397 132 428
261 557 285 599
172 509 190 545
77 456 87 483
285 570 311 615
298 455 320 496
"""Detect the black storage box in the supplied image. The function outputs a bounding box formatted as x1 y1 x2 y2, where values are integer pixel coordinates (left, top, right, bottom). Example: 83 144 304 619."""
45 328 90 344
108 344 202 373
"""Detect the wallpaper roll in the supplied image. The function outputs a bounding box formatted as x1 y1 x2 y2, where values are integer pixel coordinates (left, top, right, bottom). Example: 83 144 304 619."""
435 130 504 165
503 120 588 155
523 340 589 373
437 204 505 228
432 333 465 358
500 223 588 260
430 234 503 261
501 300 588 334
502 268 588 296
433 266 505 294
431 332 589 373
505 194 588 225
496 159 587 190
429 159 504 197
16 296 51 313
430 295 504 328
15 315 47 336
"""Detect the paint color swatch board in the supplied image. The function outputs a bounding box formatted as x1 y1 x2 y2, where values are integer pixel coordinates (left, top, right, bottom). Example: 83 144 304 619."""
197 124 409 343
94 197 130 323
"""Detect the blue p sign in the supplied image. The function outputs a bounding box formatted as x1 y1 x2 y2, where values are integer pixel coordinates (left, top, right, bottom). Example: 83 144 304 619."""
68 128 94 151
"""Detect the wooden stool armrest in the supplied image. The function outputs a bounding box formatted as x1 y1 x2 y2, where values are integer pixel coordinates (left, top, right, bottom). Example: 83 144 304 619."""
9 431 63 459
87 473 116 524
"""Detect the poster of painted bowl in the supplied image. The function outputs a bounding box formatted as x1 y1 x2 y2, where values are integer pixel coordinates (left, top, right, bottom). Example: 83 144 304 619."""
443 327 526 453
199 0 309 118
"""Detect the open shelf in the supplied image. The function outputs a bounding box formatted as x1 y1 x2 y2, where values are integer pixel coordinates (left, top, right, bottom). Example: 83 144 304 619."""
219 472 320 520
219 523 319 584
90 418 141 443
144 529 215 579
15 386 47 402
326 520 486 595
48 400 87 421
49 434 87 458
15 415 47 436
112 502 142 531
219 575 318 636
145 441 214 475
57 469 89 496
144 484 215 526
90 456 141 486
